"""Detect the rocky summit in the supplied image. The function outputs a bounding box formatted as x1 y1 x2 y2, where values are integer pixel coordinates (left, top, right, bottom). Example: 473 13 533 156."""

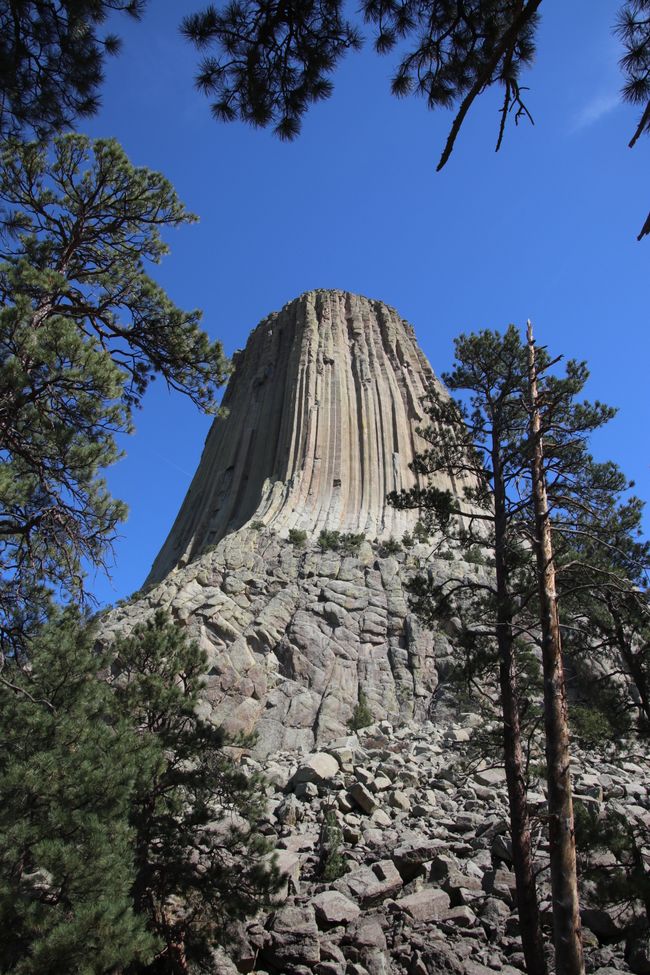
146 289 468 586
103 291 650 975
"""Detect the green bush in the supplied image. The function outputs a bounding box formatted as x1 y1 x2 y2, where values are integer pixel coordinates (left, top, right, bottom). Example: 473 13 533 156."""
465 545 486 565
380 536 402 556
570 705 614 746
348 692 373 732
288 528 307 548
340 532 365 554
413 521 429 543
569 666 631 745
575 804 649 925
318 530 365 554
250 520 265 531
319 810 346 881
402 531 414 548
318 529 341 551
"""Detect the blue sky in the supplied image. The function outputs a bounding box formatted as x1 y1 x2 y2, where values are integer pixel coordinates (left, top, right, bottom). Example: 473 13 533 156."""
84 0 649 606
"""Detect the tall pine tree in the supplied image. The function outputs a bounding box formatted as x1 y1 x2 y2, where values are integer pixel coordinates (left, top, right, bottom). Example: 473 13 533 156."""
0 610 279 975
390 323 647 975
0 134 229 657
111 611 280 974
0 609 156 975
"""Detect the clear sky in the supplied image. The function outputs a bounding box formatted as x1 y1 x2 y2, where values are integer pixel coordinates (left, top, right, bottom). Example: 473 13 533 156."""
83 0 649 607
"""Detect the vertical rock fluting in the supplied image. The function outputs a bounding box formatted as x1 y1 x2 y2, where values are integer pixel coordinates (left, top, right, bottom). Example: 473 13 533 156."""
105 290 477 754
147 290 453 586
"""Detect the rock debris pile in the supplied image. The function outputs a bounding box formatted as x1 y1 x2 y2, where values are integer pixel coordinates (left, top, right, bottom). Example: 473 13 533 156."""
215 720 650 975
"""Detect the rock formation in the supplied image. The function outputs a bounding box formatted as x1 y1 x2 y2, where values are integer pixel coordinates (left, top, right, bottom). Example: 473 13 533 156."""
147 289 460 586
103 290 650 975
209 718 650 975
106 527 468 755
105 290 474 754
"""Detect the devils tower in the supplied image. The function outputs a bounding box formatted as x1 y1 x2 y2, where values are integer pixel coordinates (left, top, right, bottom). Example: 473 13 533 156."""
147 289 459 585
104 290 470 755
101 292 650 975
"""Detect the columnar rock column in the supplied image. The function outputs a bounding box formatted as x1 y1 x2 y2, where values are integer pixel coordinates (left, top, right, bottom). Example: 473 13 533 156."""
147 289 454 586
104 290 477 754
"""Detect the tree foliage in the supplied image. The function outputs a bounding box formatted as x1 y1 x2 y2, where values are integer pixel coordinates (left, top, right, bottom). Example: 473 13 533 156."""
390 327 549 975
0 0 147 141
558 501 650 733
0 609 155 975
112 611 280 973
0 609 278 975
181 1 650 237
182 0 541 160
2 4 648 236
181 0 362 141
0 134 229 656
618 2 650 151
576 803 650 931
317 529 365 553
389 324 649 975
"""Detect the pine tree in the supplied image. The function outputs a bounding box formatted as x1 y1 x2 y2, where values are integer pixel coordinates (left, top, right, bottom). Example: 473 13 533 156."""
0 134 229 657
2 3 647 238
0 0 147 141
111 611 280 974
181 0 540 154
389 323 647 975
525 322 583 975
0 609 156 975
617 0 650 237
0 608 280 974
575 805 650 939
181 1 649 237
390 326 547 975
557 499 650 733
521 324 647 975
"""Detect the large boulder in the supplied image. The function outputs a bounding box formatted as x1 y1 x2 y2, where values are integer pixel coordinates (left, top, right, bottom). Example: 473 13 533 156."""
292 752 340 786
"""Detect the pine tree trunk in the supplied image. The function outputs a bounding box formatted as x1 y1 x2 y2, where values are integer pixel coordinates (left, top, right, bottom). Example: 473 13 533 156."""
526 321 584 975
493 452 548 975
626 652 650 728
609 597 650 728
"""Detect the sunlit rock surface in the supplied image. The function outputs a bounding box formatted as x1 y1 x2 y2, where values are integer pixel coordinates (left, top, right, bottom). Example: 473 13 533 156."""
146 289 460 586
104 290 478 754
101 290 650 974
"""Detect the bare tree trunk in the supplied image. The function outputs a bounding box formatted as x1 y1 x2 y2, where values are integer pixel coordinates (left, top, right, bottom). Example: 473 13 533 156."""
625 650 650 728
526 321 584 975
493 452 548 975
607 595 650 729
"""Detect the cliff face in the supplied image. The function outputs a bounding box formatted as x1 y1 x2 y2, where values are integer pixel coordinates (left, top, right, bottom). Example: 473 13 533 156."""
101 292 650 975
107 530 463 756
104 290 476 754
146 290 456 587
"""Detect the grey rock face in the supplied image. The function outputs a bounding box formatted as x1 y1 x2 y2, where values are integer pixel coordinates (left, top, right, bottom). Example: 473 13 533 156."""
104 528 471 756
146 289 464 586
100 290 650 975
103 290 485 754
